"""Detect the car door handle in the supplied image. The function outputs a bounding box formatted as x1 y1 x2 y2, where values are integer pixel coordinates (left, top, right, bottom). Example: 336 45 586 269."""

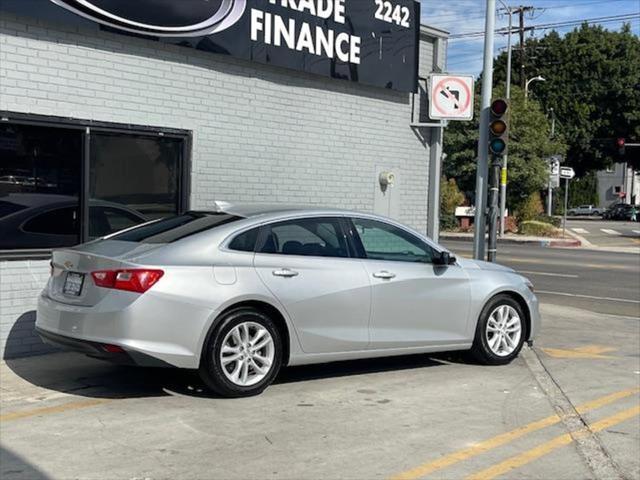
272 268 299 278
373 271 396 280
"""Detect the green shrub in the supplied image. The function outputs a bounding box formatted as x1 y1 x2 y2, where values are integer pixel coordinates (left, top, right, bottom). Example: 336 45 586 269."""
518 192 544 221
519 220 558 237
440 178 465 216
440 213 458 231
535 214 561 227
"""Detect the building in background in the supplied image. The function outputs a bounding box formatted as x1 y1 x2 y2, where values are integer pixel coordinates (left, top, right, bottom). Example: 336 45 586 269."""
0 2 447 358
597 163 640 207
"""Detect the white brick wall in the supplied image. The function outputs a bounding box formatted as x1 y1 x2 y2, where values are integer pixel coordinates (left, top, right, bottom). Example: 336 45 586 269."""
0 12 443 358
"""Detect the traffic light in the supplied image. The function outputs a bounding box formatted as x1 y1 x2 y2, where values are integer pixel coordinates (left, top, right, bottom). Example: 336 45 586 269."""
616 137 626 156
489 99 509 156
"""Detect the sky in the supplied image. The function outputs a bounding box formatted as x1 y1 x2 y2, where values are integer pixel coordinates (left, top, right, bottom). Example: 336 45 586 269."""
420 0 640 75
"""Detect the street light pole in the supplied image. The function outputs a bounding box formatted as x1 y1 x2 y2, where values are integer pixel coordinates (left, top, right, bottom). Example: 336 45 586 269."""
472 0 497 260
498 2 513 237
525 75 545 103
547 108 556 216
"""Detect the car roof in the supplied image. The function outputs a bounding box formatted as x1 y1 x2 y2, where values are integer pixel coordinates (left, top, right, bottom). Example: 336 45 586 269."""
200 201 362 219
0 193 76 207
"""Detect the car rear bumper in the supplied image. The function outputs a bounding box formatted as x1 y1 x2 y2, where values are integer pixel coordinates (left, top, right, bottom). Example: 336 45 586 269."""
36 327 172 367
36 291 214 369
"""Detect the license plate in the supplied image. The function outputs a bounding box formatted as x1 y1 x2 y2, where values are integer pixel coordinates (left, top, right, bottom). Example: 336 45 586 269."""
63 272 85 296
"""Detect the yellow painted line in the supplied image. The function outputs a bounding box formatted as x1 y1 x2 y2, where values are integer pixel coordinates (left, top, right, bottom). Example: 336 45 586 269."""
0 398 111 423
466 405 640 480
389 387 639 480
542 345 617 359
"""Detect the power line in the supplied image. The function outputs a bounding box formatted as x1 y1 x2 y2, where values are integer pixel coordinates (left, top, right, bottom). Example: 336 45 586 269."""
449 13 639 39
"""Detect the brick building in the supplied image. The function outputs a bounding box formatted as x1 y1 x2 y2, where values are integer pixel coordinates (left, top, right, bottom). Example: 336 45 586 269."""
0 3 447 357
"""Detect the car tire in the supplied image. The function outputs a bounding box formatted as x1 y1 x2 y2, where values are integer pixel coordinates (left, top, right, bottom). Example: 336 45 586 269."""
470 294 526 366
199 308 283 398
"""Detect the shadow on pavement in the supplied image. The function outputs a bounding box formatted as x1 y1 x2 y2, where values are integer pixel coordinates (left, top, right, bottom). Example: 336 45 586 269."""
2 311 58 359
0 446 50 480
4 349 467 401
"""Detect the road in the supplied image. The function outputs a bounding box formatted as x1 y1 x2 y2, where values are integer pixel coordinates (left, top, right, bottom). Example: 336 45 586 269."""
565 218 640 248
443 239 640 318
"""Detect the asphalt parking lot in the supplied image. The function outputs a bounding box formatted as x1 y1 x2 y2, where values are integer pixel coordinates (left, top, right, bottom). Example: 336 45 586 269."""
1 300 639 480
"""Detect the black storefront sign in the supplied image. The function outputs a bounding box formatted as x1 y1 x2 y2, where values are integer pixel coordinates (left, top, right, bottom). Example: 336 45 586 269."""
1 0 420 92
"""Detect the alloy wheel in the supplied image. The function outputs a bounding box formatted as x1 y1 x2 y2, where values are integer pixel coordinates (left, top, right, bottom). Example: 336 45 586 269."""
485 305 522 357
219 321 275 387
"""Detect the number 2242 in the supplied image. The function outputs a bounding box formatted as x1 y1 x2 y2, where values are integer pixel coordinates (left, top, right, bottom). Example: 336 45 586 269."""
374 0 411 28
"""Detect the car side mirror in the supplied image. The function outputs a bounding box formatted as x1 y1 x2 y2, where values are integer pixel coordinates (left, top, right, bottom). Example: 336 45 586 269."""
432 251 457 266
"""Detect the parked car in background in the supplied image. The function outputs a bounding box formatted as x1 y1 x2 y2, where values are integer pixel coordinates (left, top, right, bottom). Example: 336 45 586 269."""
36 204 540 397
567 205 604 216
0 193 148 249
603 204 627 220
602 204 639 221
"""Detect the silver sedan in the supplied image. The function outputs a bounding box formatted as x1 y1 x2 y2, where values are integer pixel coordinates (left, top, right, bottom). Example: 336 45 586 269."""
36 204 540 397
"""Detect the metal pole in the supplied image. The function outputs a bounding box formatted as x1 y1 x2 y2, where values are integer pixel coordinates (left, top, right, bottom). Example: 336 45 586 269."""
473 0 497 260
547 109 556 216
499 6 513 237
563 177 569 238
487 155 501 262
547 172 553 215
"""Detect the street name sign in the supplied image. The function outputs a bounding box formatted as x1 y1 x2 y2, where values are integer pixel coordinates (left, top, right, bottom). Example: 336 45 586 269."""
429 74 474 121
560 166 575 180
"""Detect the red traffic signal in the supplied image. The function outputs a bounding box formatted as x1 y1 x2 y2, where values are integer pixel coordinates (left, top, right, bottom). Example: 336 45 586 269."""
491 99 508 116
617 138 626 156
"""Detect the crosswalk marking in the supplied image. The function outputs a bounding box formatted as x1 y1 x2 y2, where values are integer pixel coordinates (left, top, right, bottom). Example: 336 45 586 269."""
633 230 640 235
571 228 589 234
600 228 621 235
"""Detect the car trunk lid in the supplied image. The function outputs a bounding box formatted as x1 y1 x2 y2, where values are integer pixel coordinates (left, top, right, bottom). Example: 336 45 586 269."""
48 240 165 306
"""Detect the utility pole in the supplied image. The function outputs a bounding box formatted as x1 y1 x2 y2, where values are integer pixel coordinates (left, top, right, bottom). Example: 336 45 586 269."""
547 108 556 215
498 3 513 237
472 0 497 260
519 7 526 89
517 6 534 90
499 5 534 237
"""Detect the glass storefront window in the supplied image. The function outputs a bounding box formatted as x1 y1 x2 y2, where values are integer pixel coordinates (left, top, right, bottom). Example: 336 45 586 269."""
0 116 188 254
0 124 81 249
89 133 182 239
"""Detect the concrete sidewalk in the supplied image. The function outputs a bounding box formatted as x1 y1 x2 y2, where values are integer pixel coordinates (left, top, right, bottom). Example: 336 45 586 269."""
1 303 638 480
440 231 583 248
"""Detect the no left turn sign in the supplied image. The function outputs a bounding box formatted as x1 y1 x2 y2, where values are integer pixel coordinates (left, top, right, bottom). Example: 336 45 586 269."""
429 74 475 121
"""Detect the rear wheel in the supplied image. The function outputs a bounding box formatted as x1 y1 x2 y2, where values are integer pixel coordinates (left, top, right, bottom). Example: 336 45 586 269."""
199 308 282 397
470 295 526 365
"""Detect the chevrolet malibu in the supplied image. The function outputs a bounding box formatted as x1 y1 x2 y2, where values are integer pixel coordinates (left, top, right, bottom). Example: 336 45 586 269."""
36 205 540 397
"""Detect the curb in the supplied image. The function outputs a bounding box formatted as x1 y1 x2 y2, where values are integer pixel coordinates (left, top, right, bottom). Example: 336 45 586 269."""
440 233 582 248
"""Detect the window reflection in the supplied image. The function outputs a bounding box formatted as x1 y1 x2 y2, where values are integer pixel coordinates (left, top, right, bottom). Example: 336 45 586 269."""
89 133 181 239
0 124 81 249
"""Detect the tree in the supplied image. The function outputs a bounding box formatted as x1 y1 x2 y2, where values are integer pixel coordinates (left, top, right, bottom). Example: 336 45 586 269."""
440 177 465 216
443 85 566 214
493 23 640 174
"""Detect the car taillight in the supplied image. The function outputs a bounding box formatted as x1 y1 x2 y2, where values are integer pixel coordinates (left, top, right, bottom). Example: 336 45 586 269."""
91 269 164 293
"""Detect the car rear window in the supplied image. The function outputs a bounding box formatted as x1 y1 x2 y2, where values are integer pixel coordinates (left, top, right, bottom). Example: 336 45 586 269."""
0 201 27 217
108 212 243 243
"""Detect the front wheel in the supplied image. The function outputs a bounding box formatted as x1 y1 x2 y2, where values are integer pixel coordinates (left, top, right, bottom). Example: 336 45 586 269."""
470 295 526 365
199 308 282 397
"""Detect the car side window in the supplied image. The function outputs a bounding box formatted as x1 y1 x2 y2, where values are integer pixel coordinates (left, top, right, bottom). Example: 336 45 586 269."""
228 227 260 253
257 218 349 258
352 218 435 263
22 207 78 235
89 207 145 239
